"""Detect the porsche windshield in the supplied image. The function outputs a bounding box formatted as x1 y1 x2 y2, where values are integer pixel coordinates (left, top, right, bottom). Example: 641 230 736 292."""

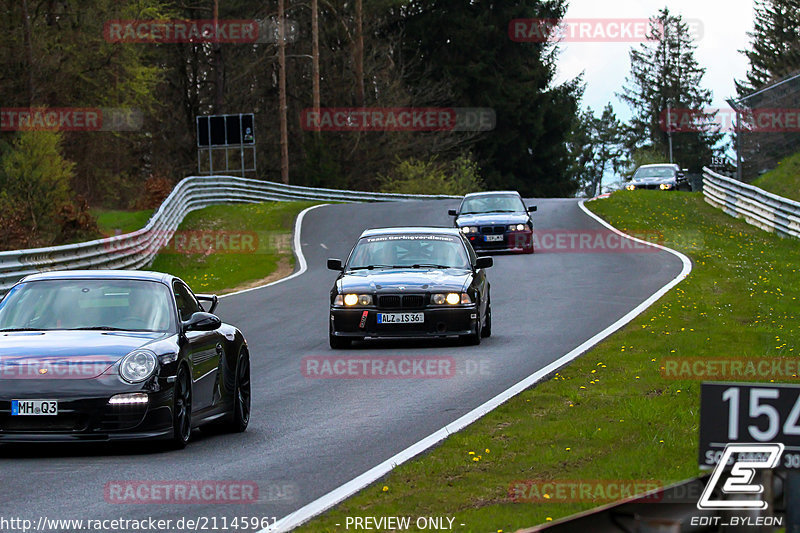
347 235 471 270
0 279 175 332
460 194 526 214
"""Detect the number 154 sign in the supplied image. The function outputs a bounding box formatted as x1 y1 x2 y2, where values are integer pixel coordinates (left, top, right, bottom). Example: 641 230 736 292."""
700 382 800 469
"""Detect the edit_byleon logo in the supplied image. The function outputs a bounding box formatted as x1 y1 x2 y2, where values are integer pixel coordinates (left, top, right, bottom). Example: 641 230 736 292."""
697 443 784 510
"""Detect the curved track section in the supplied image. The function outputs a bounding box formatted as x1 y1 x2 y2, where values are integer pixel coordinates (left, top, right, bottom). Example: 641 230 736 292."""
0 199 686 531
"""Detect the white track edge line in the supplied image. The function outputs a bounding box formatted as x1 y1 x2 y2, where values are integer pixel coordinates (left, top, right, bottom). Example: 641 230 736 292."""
219 204 328 299
260 199 693 533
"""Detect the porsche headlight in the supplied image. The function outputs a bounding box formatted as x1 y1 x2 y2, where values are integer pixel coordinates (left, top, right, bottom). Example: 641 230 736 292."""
119 349 157 383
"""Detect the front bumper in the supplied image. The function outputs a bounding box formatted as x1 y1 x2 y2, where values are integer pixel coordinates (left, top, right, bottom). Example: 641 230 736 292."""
465 230 532 252
330 306 479 339
0 376 174 443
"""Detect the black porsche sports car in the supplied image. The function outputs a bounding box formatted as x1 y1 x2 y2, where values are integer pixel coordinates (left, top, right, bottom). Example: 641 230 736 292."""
327 227 493 348
449 191 537 253
0 270 250 448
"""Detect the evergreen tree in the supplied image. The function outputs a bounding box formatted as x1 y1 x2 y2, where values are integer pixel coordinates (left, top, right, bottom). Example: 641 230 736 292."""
397 0 581 196
618 7 720 173
737 0 800 94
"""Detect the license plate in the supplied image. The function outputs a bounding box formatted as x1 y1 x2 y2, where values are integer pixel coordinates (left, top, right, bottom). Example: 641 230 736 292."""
485 234 504 242
11 399 58 416
377 313 424 324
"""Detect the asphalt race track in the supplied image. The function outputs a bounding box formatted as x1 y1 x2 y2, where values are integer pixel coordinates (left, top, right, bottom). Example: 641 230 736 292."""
0 199 684 530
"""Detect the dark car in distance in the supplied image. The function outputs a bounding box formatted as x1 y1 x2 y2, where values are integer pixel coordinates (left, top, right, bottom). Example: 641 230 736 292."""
0 270 250 448
327 228 493 347
625 164 691 191
449 191 537 253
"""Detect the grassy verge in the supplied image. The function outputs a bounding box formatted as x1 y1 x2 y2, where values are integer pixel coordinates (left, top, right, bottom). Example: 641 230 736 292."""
751 151 800 202
296 190 799 533
91 208 155 236
149 201 317 294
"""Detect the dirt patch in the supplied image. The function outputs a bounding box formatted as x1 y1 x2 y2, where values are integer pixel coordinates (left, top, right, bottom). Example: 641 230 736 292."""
218 255 295 295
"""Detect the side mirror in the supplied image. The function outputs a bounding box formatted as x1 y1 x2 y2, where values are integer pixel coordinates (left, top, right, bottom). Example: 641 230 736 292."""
448 209 458 216
183 312 221 332
195 294 218 314
475 256 493 269
527 205 537 212
327 258 343 271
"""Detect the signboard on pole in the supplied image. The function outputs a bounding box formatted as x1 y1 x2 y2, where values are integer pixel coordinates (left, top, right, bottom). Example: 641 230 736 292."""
196 113 256 177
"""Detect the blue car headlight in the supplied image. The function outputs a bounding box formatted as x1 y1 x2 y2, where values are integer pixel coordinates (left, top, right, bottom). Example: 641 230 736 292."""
119 349 158 383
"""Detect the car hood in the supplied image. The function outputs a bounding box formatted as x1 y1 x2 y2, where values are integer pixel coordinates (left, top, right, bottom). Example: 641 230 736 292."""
338 268 472 293
456 212 529 227
0 330 168 379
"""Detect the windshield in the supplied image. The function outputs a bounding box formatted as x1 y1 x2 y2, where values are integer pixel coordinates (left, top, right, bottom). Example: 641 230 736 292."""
0 279 175 332
347 234 471 270
633 167 676 179
459 194 526 214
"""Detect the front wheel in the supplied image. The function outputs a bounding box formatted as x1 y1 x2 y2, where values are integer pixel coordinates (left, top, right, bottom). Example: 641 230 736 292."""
227 351 251 433
461 310 482 346
482 299 492 338
169 366 192 449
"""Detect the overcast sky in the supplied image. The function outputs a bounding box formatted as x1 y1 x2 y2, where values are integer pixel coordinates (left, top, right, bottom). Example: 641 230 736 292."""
553 0 757 120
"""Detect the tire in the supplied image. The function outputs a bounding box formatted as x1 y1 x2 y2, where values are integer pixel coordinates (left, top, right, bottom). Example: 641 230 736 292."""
482 299 492 338
227 350 251 433
329 326 352 349
462 307 482 346
169 366 192 449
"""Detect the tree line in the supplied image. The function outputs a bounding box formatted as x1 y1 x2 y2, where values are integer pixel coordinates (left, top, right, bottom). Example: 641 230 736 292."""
1 1 798 249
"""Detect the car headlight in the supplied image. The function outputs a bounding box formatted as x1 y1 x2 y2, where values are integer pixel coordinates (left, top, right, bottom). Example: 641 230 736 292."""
508 223 528 231
626 184 636 191
337 293 372 306
461 226 478 234
432 293 471 305
119 349 157 383
660 183 672 190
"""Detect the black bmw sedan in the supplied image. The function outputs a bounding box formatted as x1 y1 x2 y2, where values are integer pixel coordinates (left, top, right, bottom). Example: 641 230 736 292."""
0 270 250 448
625 164 691 191
449 191 537 253
327 228 493 348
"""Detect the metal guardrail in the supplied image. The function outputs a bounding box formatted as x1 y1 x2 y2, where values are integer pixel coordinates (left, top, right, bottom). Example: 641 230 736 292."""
0 175 459 294
702 167 800 238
